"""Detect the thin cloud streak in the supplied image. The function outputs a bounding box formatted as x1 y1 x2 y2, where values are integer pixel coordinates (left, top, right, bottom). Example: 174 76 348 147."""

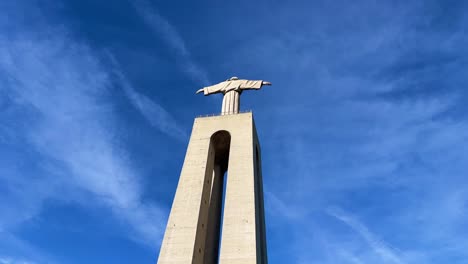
337 250 366 264
327 207 404 264
110 63 188 140
0 6 164 250
265 191 305 221
132 0 210 85
0 256 37 264
0 231 57 264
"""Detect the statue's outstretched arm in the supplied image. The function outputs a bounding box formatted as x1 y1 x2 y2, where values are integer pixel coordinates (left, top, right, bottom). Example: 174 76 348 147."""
239 80 272 90
196 83 224 95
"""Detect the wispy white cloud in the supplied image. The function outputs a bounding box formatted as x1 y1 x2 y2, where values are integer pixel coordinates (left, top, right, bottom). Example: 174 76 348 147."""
265 191 305 221
132 0 210 85
106 54 188 140
119 72 188 140
327 207 404 264
336 249 366 264
0 4 164 250
0 231 57 264
0 256 37 264
263 92 468 263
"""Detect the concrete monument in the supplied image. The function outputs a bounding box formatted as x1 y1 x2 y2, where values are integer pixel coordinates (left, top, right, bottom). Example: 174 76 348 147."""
157 77 270 264
196 77 271 115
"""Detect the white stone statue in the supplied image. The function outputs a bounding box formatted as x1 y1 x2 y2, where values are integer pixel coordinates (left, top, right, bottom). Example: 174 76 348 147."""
196 77 271 115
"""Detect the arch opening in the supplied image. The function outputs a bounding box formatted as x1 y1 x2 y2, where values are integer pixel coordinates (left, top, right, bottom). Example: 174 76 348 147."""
212 131 231 174
202 131 231 264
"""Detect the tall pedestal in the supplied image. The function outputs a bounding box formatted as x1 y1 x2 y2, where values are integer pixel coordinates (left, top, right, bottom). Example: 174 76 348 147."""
157 113 267 264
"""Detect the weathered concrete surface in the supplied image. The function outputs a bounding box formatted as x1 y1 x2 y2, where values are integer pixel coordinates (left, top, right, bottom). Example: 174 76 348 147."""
157 112 267 264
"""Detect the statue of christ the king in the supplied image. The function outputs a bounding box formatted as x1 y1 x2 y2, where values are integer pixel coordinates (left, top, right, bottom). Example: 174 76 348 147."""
196 77 271 115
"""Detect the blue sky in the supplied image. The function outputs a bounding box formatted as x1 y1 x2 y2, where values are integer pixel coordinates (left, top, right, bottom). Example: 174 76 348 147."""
1 0 468 263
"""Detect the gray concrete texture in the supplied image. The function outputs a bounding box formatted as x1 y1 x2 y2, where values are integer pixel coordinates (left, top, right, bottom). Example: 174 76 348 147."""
157 113 267 264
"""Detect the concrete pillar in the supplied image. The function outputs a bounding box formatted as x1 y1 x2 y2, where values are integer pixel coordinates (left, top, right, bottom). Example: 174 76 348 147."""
157 113 267 264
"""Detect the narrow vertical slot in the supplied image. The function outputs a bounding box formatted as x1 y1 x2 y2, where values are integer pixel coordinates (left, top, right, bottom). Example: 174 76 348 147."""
217 170 227 264
204 131 230 264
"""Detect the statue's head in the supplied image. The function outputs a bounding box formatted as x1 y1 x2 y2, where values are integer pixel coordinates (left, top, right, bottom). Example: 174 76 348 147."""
227 76 239 81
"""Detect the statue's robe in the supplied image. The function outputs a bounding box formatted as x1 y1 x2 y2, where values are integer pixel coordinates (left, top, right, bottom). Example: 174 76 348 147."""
201 80 264 115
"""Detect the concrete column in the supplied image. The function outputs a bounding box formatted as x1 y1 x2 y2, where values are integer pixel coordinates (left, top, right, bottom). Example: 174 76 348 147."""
203 164 224 264
157 113 267 264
